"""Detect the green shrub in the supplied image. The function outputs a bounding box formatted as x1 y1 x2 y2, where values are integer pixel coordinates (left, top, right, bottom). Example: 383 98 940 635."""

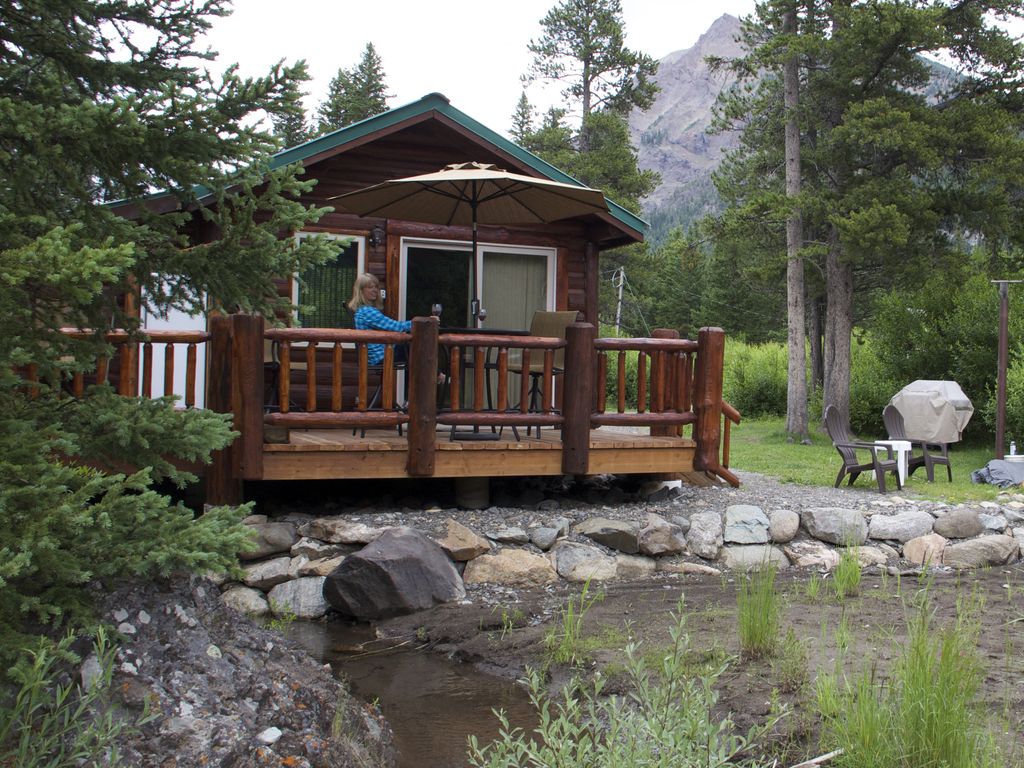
981 342 1024 442
737 563 780 658
0 628 153 767
723 340 788 417
468 598 782 768
848 335 899 435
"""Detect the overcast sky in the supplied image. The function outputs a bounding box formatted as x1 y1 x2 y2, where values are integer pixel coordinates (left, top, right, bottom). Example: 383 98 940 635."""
199 0 758 136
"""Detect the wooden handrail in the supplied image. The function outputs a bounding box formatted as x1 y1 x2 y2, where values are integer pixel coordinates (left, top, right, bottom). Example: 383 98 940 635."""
594 337 698 353
264 327 407 344
59 328 211 344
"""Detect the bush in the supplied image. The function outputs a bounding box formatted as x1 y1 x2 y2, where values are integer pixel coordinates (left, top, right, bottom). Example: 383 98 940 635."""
848 335 899 435
723 340 788 417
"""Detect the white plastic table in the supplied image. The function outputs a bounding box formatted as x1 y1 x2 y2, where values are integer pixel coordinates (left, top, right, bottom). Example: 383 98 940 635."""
875 439 911 484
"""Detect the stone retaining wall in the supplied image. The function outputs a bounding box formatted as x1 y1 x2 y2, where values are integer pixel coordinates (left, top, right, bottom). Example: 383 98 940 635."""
218 486 1024 621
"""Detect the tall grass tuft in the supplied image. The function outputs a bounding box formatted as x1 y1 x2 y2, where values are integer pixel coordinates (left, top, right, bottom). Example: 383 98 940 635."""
832 547 862 600
737 563 780 658
544 579 602 666
817 595 1005 768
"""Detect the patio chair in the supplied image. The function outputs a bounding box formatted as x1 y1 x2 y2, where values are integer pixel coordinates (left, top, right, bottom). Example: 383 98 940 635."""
824 405 902 493
882 404 952 482
508 310 582 436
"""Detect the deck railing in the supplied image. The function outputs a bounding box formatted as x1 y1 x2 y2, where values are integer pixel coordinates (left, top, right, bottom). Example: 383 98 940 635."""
51 315 740 500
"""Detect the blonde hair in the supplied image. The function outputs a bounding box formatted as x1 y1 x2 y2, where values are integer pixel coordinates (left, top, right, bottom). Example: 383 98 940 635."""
347 273 383 312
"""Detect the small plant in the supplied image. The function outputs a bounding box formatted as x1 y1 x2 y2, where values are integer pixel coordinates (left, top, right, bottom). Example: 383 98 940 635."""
737 563 780 658
833 611 851 655
805 570 823 600
264 600 298 632
832 547 862 599
773 627 810 694
468 597 784 768
544 579 603 666
0 627 154 767
492 605 525 640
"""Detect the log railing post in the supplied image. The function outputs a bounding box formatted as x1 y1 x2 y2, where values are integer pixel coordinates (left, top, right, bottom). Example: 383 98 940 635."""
651 328 680 437
232 314 265 481
693 327 725 473
206 315 239 506
562 322 595 475
407 317 438 476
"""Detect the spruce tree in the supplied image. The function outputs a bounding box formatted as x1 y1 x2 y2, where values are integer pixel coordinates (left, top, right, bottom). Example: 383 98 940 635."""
315 43 390 134
0 0 336 654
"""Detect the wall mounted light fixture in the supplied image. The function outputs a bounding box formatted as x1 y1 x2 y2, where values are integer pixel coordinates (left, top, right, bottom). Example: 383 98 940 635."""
369 224 386 248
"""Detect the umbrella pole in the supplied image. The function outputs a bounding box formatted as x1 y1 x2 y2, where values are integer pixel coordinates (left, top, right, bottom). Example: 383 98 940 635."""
470 185 481 329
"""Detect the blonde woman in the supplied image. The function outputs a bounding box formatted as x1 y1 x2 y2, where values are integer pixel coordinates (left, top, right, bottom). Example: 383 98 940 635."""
347 273 411 365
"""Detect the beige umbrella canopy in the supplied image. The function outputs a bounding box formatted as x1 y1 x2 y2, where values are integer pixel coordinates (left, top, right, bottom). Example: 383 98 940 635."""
331 161 609 226
331 162 609 325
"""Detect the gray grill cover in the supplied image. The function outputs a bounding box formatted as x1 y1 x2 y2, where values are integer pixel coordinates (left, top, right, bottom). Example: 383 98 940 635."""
889 380 974 444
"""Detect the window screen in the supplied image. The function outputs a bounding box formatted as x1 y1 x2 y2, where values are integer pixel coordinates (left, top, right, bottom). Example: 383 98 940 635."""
296 238 358 328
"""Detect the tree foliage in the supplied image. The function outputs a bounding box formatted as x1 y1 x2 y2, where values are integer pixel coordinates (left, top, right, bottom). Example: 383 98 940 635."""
0 0 334 655
315 43 390 134
707 0 1024 421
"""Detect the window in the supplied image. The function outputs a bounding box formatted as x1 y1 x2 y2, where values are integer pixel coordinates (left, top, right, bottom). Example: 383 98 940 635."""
292 233 364 328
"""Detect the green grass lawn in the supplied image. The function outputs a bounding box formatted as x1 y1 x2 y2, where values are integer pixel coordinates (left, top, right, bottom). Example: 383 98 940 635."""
727 416 1007 503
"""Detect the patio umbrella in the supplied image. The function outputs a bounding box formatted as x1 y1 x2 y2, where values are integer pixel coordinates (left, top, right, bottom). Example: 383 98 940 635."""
331 162 609 325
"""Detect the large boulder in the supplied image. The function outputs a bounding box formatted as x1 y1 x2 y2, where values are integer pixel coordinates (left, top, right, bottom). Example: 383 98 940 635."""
867 511 934 543
322 527 464 620
942 535 1019 569
800 507 867 545
221 586 269 616
723 505 770 544
299 517 392 545
436 519 491 561
783 540 840 569
242 557 292 591
720 545 787 570
687 511 724 560
463 549 558 586
768 510 800 543
574 517 639 554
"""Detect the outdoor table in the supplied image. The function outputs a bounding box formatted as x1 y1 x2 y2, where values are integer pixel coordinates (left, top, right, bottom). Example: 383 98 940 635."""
875 439 912 484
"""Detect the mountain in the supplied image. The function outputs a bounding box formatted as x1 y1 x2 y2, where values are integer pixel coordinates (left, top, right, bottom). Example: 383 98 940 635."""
629 14 745 243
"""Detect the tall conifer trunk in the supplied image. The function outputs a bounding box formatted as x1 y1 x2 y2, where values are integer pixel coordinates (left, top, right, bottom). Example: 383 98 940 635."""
783 5 809 442
824 228 853 425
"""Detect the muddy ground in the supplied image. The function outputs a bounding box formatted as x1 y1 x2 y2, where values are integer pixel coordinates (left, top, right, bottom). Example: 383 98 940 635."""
377 565 1024 764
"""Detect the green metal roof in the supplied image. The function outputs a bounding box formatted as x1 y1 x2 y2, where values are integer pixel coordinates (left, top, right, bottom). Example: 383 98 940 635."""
270 92 647 238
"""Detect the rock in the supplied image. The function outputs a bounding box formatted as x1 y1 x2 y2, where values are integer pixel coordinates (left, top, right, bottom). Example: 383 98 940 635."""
656 559 722 576
290 537 352 560
638 513 687 556
800 507 867 545
322 528 465 620
768 510 800 543
932 510 983 539
257 726 283 746
724 504 770 544
530 526 560 551
615 554 657 579
876 542 900 560
551 516 572 537
978 513 1008 532
1013 527 1024 557
686 511 723 560
670 515 691 534
486 526 531 544
1005 506 1024 525
574 517 640 554
640 480 680 502
436 519 491 561
548 541 618 582
463 549 559 586
298 554 347 577
783 540 840 569
242 557 292 591
240 522 299 561
853 546 889 567
298 517 392 545
942 535 1019 569
267 577 329 619
903 533 948 566
221 586 270 616
720 545 788 570
867 511 934 543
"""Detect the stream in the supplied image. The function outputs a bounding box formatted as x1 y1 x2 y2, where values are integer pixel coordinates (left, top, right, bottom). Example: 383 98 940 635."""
289 620 536 768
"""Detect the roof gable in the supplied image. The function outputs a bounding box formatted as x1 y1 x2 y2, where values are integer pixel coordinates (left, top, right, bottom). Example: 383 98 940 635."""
272 92 646 240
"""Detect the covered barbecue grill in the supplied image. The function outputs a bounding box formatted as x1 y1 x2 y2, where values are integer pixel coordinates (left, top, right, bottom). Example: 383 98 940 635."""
888 380 974 444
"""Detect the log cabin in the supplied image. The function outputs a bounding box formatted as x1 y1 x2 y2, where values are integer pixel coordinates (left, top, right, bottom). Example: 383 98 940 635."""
97 92 739 505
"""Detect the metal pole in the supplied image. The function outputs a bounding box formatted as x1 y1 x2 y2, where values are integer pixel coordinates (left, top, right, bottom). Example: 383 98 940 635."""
613 267 625 336
996 281 1010 458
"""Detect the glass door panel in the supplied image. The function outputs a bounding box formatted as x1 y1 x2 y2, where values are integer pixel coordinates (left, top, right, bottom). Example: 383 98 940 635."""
405 246 473 327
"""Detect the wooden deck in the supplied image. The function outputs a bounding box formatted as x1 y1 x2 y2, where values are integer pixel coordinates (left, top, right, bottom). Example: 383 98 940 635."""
261 427 697 480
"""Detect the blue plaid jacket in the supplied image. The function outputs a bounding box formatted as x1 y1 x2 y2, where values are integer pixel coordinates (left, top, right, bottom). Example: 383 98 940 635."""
354 306 411 365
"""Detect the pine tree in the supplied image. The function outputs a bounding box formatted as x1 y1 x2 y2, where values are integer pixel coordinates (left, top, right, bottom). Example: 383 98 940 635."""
510 91 535 143
272 67 313 148
0 0 336 655
315 43 390 134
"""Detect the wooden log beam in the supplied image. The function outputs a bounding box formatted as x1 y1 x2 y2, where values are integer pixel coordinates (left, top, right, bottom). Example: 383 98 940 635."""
561 322 595 475
407 317 438 476
206 314 239 506
693 327 726 475
233 314 265 480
